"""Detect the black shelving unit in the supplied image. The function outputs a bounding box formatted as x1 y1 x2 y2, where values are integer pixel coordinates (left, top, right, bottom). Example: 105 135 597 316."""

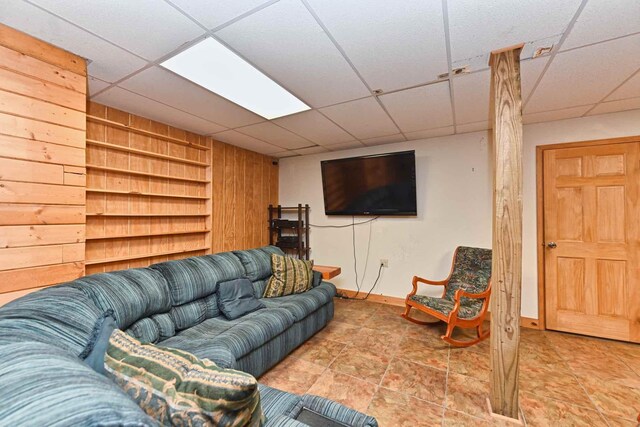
268 204 310 260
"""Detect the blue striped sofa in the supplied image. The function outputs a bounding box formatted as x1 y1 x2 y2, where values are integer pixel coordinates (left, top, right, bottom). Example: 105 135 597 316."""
0 246 377 427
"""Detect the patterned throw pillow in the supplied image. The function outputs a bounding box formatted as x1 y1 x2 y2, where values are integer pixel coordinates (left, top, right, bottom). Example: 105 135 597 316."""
263 254 314 298
105 330 264 427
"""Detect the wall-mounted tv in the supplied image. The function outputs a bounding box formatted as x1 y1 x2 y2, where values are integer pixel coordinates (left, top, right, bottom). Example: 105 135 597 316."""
321 150 417 216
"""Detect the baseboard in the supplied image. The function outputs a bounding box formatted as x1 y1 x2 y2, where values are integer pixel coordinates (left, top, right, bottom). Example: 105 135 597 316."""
335 288 541 330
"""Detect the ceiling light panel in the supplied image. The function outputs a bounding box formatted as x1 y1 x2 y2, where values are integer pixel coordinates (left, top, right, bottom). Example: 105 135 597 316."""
161 37 310 120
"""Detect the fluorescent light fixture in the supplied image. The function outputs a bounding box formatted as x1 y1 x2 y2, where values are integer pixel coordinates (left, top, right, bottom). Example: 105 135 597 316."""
161 37 310 120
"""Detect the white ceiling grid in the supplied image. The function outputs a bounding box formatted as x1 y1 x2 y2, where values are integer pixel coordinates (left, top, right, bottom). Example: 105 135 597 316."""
0 0 639 157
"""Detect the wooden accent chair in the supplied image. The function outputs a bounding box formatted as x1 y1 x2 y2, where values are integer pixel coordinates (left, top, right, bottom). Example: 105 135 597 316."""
402 246 492 347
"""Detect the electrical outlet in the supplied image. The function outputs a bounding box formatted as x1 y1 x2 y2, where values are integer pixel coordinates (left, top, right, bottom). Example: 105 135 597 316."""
380 259 389 268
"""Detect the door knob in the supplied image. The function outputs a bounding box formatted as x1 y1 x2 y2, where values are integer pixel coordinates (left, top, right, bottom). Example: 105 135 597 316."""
547 242 557 249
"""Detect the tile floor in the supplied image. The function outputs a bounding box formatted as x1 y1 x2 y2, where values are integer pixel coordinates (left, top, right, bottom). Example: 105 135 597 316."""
258 298 640 426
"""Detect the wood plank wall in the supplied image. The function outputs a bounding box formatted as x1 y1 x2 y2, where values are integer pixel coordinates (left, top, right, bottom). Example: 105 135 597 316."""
0 24 87 295
211 140 278 253
85 101 212 274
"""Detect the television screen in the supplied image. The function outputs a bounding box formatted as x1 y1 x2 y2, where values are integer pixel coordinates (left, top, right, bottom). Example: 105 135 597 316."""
321 150 417 216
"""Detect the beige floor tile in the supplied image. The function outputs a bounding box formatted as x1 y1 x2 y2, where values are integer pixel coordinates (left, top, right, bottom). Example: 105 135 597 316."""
443 410 492 426
520 391 609 427
448 348 491 382
348 327 403 355
329 347 391 384
445 373 490 419
290 336 346 367
314 320 360 344
578 376 640 421
367 387 443 427
307 370 377 412
258 356 324 395
380 358 447 405
519 364 594 408
395 335 450 370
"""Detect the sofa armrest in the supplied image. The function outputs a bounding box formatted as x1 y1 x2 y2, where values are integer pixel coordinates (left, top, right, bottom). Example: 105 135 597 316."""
0 341 156 426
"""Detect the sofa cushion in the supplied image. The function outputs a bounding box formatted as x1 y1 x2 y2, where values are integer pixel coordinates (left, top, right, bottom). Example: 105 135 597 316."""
258 384 301 421
105 330 264 426
261 282 335 321
0 285 103 356
169 292 219 331
151 312 176 340
151 252 244 306
218 278 266 320
234 248 273 281
126 317 160 344
160 308 295 361
70 268 171 329
263 254 314 298
0 341 155 426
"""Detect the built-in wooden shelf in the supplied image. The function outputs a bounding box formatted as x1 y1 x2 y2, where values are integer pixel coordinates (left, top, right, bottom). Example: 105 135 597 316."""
87 139 209 167
86 230 210 240
86 188 208 200
86 164 208 183
87 213 209 217
87 115 210 151
85 247 209 265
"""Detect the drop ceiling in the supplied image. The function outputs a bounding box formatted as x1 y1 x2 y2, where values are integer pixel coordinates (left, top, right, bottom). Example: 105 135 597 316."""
1 0 639 158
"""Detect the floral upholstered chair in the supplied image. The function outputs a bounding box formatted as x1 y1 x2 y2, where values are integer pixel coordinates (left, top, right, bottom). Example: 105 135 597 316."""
402 246 492 347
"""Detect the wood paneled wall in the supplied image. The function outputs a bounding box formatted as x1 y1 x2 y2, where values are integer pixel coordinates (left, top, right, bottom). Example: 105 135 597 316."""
85 101 212 274
0 24 87 294
211 141 278 253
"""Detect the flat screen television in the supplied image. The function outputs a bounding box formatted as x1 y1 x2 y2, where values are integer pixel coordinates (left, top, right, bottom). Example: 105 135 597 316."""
321 150 417 216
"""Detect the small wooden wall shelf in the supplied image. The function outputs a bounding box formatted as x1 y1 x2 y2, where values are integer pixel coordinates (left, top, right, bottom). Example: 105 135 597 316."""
85 247 209 265
87 213 209 217
86 230 209 240
87 115 210 151
87 140 209 167
86 164 208 183
268 204 310 260
86 189 209 200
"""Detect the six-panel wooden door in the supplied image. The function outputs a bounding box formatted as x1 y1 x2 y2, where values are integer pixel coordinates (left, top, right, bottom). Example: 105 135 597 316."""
543 141 640 343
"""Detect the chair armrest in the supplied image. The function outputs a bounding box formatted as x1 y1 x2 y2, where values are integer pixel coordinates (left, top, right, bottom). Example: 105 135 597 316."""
453 287 491 301
406 276 448 298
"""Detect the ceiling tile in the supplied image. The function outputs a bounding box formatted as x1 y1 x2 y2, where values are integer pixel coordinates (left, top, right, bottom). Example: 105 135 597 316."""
236 122 312 150
120 66 264 128
379 82 453 133
452 71 490 124
93 86 227 135
361 133 406 147
447 0 581 63
294 146 329 156
168 0 273 30
587 97 640 116
456 121 489 134
606 69 640 101
319 97 399 139
215 0 370 108
325 141 365 151
561 0 640 51
29 0 204 60
88 76 110 96
273 151 299 158
272 110 354 145
404 126 455 141
521 57 549 102
526 34 640 113
0 1 147 82
523 105 591 124
212 130 281 154
306 0 448 91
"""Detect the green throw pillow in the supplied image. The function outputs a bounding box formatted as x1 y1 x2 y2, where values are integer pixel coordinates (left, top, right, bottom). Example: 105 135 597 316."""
105 329 264 427
263 254 314 298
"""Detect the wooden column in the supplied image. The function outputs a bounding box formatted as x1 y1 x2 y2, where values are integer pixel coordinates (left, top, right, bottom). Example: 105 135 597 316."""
488 44 524 420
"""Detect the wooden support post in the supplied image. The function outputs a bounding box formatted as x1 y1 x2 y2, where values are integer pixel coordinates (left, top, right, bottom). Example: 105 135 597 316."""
488 43 524 421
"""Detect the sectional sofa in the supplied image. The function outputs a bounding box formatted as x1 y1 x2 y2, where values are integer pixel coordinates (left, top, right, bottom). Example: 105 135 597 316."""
0 245 377 427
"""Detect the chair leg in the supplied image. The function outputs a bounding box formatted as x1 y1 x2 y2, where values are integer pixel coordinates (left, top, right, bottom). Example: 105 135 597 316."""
441 322 490 348
401 305 435 325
